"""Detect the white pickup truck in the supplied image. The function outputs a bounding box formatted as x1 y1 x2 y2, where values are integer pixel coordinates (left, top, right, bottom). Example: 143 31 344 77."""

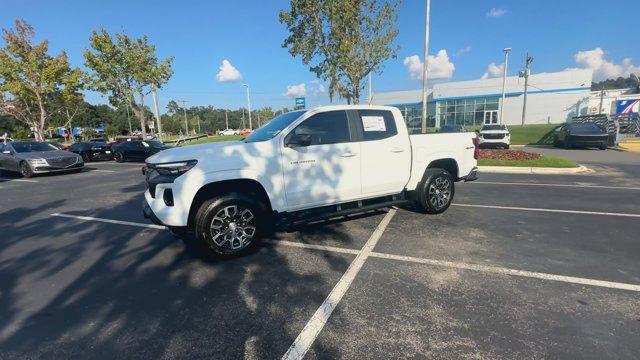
143 105 478 256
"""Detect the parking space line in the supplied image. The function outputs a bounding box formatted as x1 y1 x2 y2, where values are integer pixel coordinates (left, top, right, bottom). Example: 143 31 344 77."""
452 203 640 218
282 208 397 360
85 169 116 173
471 181 640 191
50 213 166 230
0 178 38 183
369 252 640 292
263 239 361 255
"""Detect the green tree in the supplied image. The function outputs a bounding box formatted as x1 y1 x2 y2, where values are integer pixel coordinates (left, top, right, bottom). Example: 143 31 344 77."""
280 0 400 103
0 20 83 141
84 30 173 139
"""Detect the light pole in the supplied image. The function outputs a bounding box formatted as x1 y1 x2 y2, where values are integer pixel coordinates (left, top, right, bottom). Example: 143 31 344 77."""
178 100 189 135
521 53 533 126
500 48 511 125
420 0 432 133
243 84 253 130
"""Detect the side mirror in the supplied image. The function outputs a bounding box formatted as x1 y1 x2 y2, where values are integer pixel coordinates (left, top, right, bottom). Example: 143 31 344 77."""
286 133 312 147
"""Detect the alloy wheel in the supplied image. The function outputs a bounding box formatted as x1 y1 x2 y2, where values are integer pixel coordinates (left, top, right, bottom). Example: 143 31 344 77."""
428 176 451 210
209 205 257 252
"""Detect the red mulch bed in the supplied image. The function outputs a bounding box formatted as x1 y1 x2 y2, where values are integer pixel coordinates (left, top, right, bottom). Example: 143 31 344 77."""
478 149 542 160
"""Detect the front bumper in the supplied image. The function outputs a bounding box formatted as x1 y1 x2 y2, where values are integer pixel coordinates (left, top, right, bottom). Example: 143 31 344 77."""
32 162 84 173
143 198 165 226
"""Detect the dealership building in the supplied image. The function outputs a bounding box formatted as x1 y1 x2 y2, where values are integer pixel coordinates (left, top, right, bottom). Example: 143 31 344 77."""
370 68 628 130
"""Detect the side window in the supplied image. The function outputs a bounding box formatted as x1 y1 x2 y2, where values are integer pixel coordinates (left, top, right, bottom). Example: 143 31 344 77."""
357 110 398 141
288 110 350 146
69 143 81 151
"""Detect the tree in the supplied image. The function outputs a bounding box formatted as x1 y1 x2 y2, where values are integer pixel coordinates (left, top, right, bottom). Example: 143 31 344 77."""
166 100 180 114
84 30 173 139
0 20 83 141
279 0 400 104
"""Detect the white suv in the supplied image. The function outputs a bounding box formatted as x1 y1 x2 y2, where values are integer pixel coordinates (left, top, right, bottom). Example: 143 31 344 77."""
478 124 510 149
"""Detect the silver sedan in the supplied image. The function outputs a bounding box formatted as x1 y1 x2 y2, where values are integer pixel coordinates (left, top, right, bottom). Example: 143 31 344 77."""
0 141 84 178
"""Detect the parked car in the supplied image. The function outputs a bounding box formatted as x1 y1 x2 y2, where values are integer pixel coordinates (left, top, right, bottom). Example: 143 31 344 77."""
240 129 252 136
0 141 84 178
219 129 240 136
143 105 479 257
554 122 608 150
68 141 113 162
478 124 510 149
111 140 171 162
439 124 466 133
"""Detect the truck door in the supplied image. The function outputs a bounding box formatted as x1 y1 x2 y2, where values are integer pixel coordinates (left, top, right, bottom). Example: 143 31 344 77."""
355 109 411 196
281 110 362 209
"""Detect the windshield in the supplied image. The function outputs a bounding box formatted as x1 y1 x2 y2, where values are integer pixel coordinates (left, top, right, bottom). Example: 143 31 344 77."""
144 140 165 148
568 123 604 133
13 142 58 153
481 125 506 131
244 111 306 142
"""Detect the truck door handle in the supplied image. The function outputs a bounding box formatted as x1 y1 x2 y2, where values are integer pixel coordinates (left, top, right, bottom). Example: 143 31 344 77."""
340 152 356 158
391 147 405 153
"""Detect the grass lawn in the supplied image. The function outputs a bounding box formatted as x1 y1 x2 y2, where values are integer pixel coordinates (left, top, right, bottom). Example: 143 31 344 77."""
508 124 559 145
478 156 579 168
175 135 244 146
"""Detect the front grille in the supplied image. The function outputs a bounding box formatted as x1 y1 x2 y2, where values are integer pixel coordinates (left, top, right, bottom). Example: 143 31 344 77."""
483 133 505 139
48 156 78 168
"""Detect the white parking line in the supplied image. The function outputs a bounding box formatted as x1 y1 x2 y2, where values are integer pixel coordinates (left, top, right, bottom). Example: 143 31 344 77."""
50 213 166 230
86 169 116 173
263 239 360 255
452 203 640 218
472 181 640 191
282 208 397 360
369 252 640 292
0 178 38 183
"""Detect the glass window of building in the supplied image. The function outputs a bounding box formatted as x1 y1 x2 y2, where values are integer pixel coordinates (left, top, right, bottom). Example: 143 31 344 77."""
436 97 500 127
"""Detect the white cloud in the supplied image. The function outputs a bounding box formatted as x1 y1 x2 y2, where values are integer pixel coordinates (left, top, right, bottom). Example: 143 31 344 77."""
486 8 507 17
455 46 471 57
569 48 640 81
480 62 505 79
215 59 242 82
309 79 325 96
403 50 455 81
283 83 306 98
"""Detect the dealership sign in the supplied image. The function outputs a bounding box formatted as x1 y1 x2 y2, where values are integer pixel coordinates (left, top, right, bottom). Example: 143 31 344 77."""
295 97 305 110
616 99 640 115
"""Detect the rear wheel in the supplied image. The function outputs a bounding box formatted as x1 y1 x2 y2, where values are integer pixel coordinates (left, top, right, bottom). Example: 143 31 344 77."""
563 139 571 149
81 152 91 162
114 152 124 163
195 193 263 257
599 142 607 150
20 162 34 178
416 168 455 214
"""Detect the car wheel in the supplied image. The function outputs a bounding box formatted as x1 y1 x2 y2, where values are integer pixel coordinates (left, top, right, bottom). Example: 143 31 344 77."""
553 139 561 148
81 152 91 162
599 143 607 150
114 152 124 163
416 168 455 214
563 139 571 149
504 144 510 149
195 193 263 257
20 161 34 178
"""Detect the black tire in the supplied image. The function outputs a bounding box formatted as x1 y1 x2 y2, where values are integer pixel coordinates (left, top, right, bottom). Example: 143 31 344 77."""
599 143 607 150
415 168 455 214
563 139 571 149
81 152 91 162
20 161 34 178
553 139 560 148
194 192 264 257
114 152 124 163
504 144 510 149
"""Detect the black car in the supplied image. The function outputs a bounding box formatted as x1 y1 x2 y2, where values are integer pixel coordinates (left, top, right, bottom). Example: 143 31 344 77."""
554 122 608 150
110 140 170 162
68 141 113 162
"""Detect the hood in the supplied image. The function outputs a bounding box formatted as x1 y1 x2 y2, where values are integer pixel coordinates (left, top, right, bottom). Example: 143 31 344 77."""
16 150 80 160
146 141 245 164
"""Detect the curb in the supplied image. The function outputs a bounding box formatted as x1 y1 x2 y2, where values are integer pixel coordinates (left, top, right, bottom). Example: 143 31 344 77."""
478 165 591 175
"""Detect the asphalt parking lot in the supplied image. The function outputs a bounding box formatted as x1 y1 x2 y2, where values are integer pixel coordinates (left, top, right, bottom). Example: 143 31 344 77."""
1 150 639 359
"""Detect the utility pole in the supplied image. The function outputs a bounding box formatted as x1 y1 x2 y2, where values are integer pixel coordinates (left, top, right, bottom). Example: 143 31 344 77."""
500 48 512 125
125 103 133 135
241 108 246 129
243 84 253 129
368 72 373 104
178 100 189 135
151 86 163 141
598 85 605 114
225 109 229 129
421 0 432 133
521 53 533 126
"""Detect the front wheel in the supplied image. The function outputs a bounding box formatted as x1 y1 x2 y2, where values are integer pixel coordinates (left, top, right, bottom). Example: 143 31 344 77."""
114 152 124 163
416 168 455 214
195 193 263 257
20 162 34 178
81 152 91 162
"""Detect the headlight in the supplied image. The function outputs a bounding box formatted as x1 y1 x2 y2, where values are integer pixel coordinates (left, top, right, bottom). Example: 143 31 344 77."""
27 158 48 166
153 160 198 176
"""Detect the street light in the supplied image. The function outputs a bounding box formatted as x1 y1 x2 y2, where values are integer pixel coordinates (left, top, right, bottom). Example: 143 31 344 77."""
500 47 512 125
243 84 253 130
420 0 431 133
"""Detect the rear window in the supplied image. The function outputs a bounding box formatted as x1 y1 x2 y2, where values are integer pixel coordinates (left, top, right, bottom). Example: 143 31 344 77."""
568 123 604 133
357 110 398 141
481 125 507 131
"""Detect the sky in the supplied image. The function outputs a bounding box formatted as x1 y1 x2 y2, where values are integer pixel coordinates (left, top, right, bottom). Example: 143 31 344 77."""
2 0 639 113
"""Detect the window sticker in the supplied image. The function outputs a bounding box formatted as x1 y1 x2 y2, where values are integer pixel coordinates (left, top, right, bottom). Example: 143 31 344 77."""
361 116 386 132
